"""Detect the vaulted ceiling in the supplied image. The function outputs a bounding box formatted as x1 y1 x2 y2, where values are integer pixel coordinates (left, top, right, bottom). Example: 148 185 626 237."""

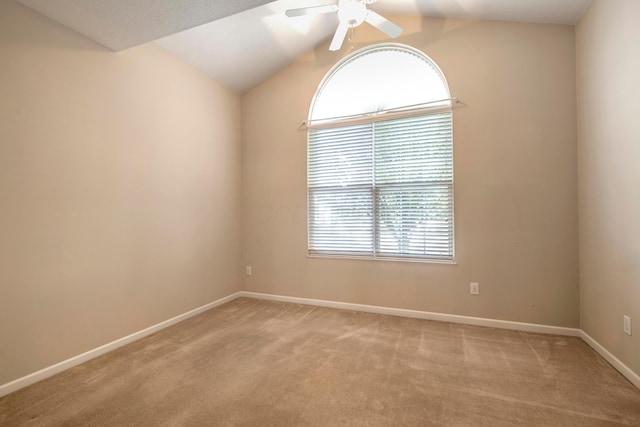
16 0 592 93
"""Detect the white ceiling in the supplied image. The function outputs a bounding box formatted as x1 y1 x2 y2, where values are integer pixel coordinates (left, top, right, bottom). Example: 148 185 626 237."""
17 0 592 93
157 0 341 93
16 0 274 50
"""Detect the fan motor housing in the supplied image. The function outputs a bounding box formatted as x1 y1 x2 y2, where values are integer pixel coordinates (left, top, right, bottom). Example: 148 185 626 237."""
338 0 368 27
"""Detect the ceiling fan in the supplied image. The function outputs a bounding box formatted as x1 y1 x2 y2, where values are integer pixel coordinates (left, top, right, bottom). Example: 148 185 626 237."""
285 0 403 51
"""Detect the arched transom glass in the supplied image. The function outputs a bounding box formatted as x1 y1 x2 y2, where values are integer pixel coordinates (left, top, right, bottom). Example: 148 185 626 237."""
311 44 451 122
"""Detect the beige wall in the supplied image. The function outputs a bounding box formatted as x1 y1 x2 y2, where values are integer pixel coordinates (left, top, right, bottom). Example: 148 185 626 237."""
0 0 242 385
577 0 640 375
242 17 579 327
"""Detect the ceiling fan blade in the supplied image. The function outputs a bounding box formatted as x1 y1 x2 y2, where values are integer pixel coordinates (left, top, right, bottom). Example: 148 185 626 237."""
365 10 403 38
285 4 339 18
329 20 350 51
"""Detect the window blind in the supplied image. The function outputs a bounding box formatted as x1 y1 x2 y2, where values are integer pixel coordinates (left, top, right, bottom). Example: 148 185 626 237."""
308 112 454 260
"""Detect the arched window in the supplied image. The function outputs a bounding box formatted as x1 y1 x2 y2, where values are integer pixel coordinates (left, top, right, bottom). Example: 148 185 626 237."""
307 44 454 261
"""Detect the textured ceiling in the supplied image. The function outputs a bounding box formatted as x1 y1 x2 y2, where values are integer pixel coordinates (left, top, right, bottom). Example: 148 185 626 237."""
374 0 592 25
15 0 274 50
16 0 592 93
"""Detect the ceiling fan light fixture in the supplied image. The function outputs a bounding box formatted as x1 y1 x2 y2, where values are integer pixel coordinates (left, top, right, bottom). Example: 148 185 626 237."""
285 0 403 52
337 0 368 28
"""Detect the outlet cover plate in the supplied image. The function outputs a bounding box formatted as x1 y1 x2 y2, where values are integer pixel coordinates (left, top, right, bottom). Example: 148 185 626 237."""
470 282 479 295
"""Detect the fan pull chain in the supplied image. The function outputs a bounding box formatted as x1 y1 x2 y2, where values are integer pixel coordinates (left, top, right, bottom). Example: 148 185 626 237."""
347 25 355 52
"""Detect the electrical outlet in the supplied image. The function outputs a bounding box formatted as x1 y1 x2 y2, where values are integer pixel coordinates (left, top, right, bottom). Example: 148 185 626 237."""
245 266 252 276
624 315 632 336
470 282 479 295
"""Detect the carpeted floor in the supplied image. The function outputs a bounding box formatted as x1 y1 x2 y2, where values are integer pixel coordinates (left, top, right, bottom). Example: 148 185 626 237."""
1 297 639 426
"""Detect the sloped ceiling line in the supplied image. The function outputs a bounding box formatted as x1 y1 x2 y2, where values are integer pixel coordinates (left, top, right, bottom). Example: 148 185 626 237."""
16 0 592 93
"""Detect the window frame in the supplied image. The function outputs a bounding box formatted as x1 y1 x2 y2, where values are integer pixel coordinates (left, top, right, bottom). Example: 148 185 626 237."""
306 43 456 264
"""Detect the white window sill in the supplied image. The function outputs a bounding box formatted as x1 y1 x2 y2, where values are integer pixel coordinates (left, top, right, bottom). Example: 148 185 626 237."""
307 253 457 265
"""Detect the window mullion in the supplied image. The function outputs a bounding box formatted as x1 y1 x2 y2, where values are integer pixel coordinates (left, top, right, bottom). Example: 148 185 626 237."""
371 122 378 257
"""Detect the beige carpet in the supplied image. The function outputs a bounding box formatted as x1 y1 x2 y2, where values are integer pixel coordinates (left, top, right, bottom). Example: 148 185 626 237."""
1 297 639 426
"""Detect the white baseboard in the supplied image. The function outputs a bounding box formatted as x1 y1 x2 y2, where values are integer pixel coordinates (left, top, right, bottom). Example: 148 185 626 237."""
238 291 581 337
579 330 640 389
3 290 638 398
0 292 242 398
